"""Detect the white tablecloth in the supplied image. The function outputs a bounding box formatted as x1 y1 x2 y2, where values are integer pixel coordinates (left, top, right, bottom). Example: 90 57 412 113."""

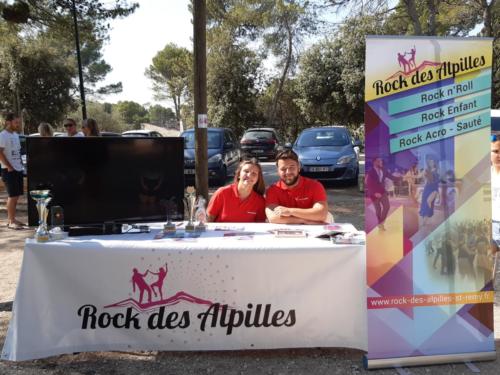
2 223 367 361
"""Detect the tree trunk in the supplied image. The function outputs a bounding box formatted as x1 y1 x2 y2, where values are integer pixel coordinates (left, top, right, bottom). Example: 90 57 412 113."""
480 0 495 37
173 95 181 128
426 0 437 35
403 0 423 35
268 19 293 128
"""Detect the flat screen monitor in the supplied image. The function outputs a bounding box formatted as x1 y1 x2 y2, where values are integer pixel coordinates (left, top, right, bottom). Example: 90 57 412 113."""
26 137 184 227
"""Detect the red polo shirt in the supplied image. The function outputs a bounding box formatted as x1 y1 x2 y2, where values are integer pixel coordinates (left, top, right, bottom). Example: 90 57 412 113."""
266 176 327 209
207 183 266 222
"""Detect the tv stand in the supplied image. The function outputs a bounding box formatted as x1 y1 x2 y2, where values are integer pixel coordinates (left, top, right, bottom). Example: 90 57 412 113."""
68 222 122 237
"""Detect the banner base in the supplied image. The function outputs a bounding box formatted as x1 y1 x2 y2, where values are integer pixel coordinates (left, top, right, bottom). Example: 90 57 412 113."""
364 351 496 370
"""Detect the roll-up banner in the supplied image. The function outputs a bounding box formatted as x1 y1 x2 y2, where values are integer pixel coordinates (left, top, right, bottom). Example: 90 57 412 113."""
364 36 495 369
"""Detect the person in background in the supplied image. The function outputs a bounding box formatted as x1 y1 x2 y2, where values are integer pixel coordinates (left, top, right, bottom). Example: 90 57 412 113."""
0 112 26 229
63 118 84 137
38 122 53 137
265 150 330 224
207 158 266 223
366 157 392 231
419 155 440 226
82 118 100 137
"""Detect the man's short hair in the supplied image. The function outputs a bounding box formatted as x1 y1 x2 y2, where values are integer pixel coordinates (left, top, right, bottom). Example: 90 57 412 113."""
2 112 16 122
275 149 299 165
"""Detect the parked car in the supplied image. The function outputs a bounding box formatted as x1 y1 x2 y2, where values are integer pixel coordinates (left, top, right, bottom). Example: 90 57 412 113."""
122 130 162 137
240 127 282 160
30 132 66 137
492 109 500 132
101 131 122 137
293 126 361 184
181 128 241 186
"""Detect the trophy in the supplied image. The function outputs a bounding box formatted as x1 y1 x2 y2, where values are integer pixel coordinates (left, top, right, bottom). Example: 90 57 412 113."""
30 189 52 242
161 197 177 234
184 186 196 232
195 196 207 232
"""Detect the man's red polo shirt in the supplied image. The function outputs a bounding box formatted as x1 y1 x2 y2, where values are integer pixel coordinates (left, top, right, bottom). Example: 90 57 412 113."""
207 183 266 222
265 176 327 209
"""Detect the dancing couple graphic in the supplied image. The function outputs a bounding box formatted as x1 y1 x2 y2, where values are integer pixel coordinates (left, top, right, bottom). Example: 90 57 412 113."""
397 46 417 73
132 263 168 304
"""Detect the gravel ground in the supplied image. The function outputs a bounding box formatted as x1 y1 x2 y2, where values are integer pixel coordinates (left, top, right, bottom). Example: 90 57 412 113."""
1 187 499 374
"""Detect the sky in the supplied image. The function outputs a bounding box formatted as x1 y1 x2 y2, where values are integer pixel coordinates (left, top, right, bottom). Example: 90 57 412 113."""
100 1 193 107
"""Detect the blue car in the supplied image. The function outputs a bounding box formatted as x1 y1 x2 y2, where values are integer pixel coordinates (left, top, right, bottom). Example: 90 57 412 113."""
181 128 241 186
293 126 360 183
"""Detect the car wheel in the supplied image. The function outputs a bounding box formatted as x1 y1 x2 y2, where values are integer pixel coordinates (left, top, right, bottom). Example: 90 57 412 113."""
349 168 359 186
218 166 227 186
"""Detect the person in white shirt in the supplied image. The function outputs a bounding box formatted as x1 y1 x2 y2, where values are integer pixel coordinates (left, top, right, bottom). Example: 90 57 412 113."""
0 112 26 229
63 118 84 137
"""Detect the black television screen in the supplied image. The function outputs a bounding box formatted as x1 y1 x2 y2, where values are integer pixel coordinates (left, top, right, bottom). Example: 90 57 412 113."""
27 137 184 227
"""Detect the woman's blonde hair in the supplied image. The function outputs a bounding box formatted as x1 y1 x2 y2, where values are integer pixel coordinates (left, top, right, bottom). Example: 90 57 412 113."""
38 122 53 136
233 158 265 195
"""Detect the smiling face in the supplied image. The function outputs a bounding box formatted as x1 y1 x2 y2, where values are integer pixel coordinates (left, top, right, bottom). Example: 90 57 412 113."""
277 158 300 187
238 163 260 188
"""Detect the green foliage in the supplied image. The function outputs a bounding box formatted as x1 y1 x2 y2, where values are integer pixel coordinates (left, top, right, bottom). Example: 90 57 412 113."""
491 0 500 108
257 78 306 142
0 23 75 133
0 0 137 125
145 43 193 126
207 30 261 136
149 105 176 127
66 101 128 133
115 100 148 129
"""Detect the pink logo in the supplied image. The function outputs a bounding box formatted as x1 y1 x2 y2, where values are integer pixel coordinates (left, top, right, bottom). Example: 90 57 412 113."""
104 263 215 313
387 46 441 80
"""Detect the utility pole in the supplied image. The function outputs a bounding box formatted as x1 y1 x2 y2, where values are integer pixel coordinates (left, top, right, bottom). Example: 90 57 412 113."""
193 0 208 201
71 0 87 120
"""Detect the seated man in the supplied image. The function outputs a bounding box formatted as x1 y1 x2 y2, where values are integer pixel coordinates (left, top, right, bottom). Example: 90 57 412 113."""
266 150 330 224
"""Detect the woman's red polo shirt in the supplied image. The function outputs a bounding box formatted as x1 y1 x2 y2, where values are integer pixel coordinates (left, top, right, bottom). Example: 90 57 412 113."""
207 183 266 222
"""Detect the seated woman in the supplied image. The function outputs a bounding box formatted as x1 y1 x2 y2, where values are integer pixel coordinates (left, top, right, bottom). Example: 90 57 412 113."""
207 158 266 222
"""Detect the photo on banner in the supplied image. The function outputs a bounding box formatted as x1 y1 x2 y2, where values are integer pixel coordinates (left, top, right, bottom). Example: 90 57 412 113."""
364 36 495 369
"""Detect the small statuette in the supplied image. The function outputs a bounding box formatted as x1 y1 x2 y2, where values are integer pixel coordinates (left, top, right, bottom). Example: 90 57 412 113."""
195 196 207 232
184 186 197 232
161 197 178 234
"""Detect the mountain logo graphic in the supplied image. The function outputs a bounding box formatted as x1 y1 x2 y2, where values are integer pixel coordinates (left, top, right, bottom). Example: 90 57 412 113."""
104 263 216 313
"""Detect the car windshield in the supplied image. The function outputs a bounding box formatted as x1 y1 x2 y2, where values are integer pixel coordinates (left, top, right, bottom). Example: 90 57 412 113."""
243 130 274 140
296 129 350 147
183 131 221 149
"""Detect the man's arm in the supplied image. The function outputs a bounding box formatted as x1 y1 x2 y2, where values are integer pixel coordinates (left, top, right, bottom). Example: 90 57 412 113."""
275 201 328 222
0 147 13 171
265 202 328 224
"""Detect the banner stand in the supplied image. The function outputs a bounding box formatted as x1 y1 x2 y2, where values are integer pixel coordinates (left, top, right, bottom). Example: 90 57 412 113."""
364 36 495 369
364 351 496 370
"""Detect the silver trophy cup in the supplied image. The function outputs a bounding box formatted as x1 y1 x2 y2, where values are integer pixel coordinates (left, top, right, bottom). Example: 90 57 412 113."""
30 190 52 242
